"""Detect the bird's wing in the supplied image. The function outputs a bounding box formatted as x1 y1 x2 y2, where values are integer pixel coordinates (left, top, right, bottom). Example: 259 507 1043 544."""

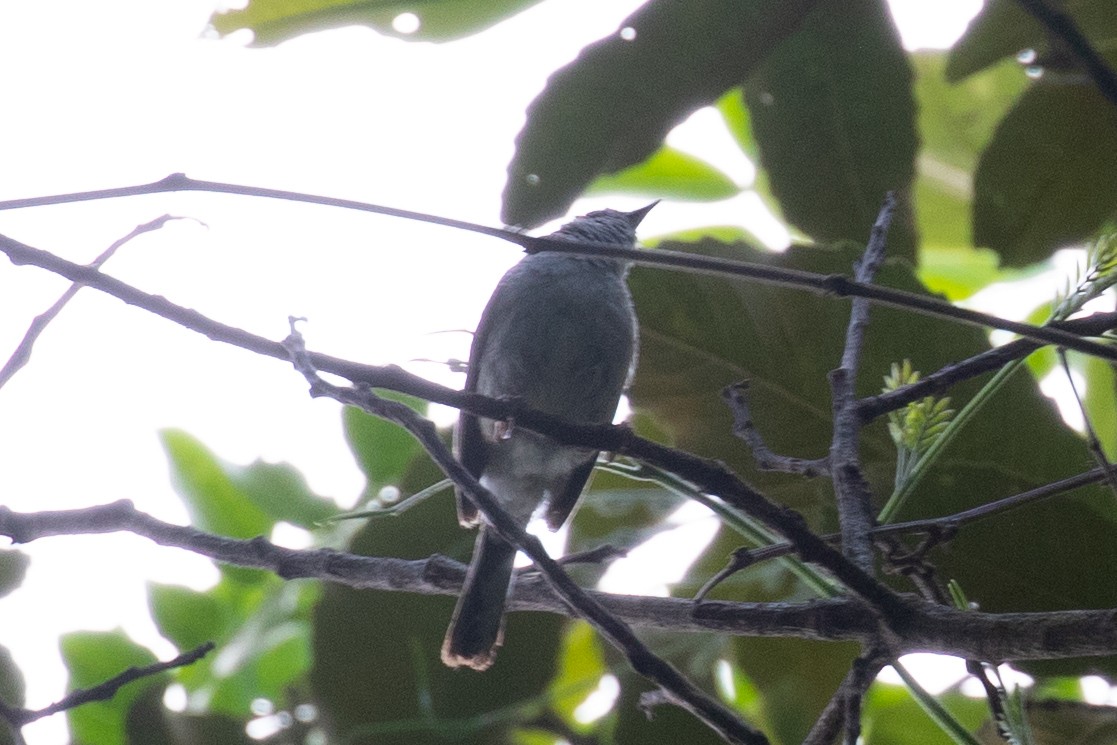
543 453 598 531
453 413 484 526
453 293 499 527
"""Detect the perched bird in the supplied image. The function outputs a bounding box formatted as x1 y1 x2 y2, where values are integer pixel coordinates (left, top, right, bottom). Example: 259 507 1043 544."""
441 203 655 671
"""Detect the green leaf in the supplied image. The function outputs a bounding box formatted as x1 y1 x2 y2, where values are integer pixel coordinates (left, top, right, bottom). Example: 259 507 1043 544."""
588 146 741 202
248 621 313 692
863 681 987 744
1082 354 1117 461
207 626 306 717
160 429 273 540
549 622 606 727
910 52 1029 267
732 639 859 745
211 0 543 45
61 631 159 745
947 0 1117 81
647 224 763 247
1032 676 1088 701
973 72 1117 265
0 646 22 745
343 394 427 496
148 583 231 652
718 86 790 226
743 0 917 259
123 683 254 745
0 644 24 708
916 246 1001 301
512 729 564 745
717 89 759 160
0 550 29 600
205 581 317 717
502 0 820 227
567 477 686 585
576 619 734 741
148 568 319 718
225 458 336 529
914 54 1028 176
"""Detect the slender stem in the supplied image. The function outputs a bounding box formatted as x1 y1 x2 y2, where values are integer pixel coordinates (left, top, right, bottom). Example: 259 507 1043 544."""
710 465 1115 565
890 661 983 745
877 466 1115 535
1058 350 1117 495
1 642 214 727
599 461 840 598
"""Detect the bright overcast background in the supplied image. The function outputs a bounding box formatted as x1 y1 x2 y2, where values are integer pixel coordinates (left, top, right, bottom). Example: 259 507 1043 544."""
0 1 987 742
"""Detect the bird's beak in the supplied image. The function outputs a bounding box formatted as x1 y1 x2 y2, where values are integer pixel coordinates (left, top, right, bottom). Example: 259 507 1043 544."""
624 200 659 229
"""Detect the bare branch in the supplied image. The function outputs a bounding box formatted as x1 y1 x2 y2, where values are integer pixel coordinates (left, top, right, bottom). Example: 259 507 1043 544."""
857 311 1117 424
829 195 894 572
722 381 830 476
703 466 1115 568
0 232 908 616
0 642 214 728
2 177 1116 360
2 501 1116 662
803 653 887 745
878 465 1116 537
0 215 187 390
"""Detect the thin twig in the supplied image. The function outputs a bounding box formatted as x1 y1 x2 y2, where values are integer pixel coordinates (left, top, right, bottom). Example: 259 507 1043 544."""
1057 349 1117 495
829 194 895 571
0 233 908 616
694 548 760 603
706 465 1115 569
803 653 887 745
966 660 1016 743
722 381 830 476
1013 0 1117 108
0 174 515 244
0 215 187 390
601 460 840 599
0 701 28 745
856 311 1117 424
0 642 214 728
891 660 984 745
281 323 769 745
877 466 1114 534
1 175 1115 361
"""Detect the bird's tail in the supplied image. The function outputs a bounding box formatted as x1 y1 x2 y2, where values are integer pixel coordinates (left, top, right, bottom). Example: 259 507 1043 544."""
441 527 517 670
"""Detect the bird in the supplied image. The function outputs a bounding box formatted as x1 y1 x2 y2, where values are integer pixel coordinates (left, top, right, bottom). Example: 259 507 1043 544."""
441 202 656 671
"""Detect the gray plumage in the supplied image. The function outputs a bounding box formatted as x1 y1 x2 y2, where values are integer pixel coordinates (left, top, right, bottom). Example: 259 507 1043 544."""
441 203 654 671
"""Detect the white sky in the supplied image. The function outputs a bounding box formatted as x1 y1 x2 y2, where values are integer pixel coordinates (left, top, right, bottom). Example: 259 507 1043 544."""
0 1 987 743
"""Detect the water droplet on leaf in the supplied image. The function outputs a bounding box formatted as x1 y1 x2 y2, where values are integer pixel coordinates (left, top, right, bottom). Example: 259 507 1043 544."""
392 12 421 34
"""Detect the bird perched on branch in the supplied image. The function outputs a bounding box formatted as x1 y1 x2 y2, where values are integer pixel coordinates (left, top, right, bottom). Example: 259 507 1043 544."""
441 202 656 671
